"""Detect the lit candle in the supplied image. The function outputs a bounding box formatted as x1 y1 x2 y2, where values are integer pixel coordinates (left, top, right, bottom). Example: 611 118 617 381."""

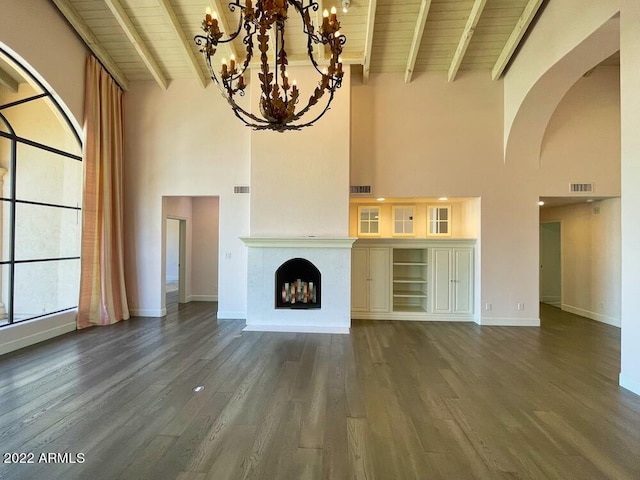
322 67 328 76
221 58 228 77
322 9 329 31
330 6 337 24
206 6 212 15
229 54 236 72
292 79 298 92
283 71 289 89
246 0 252 10
238 75 245 89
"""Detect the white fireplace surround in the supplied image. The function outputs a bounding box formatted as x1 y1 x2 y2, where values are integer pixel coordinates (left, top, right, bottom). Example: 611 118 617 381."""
241 237 356 334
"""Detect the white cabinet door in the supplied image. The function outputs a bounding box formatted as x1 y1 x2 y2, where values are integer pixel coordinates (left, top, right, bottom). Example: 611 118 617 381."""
351 248 370 312
351 247 390 313
431 248 453 314
453 248 473 314
369 247 390 312
431 247 474 315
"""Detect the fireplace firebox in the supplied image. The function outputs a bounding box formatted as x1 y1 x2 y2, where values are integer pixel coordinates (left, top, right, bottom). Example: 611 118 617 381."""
275 258 321 309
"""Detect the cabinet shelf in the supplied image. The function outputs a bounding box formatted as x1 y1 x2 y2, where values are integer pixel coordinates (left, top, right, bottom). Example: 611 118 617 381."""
393 290 427 298
393 277 427 283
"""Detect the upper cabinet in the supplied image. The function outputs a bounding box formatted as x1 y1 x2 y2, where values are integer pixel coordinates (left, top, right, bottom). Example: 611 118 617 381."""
358 206 380 236
350 198 479 239
428 205 451 237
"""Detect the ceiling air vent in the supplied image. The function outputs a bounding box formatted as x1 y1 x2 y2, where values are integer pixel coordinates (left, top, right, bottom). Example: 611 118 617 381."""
350 185 372 195
570 183 594 193
234 185 250 194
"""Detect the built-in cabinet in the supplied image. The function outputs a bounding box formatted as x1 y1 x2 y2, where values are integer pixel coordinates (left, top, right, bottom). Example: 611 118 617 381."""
351 239 475 321
431 247 474 315
351 247 390 313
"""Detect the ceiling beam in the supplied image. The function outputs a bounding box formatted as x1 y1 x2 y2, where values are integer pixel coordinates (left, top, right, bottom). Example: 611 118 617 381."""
210 0 239 61
0 68 19 93
156 0 207 88
363 0 378 84
50 0 129 91
404 0 432 84
447 0 487 82
491 0 545 80
104 0 168 90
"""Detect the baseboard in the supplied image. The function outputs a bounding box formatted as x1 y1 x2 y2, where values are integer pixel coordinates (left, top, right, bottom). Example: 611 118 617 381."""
188 295 218 302
0 313 77 356
243 324 350 334
541 295 561 306
129 308 167 318
619 373 640 397
562 304 620 327
217 311 246 320
478 317 541 326
351 312 473 322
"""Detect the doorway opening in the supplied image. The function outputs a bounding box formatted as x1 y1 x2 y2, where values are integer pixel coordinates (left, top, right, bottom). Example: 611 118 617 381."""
162 196 220 314
540 221 561 307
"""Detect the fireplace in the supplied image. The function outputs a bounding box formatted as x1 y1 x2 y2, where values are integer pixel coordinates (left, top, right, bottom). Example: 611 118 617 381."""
275 258 321 309
241 237 356 334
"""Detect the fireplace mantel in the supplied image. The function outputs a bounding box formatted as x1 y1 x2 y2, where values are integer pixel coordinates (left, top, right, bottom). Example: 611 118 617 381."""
241 237 357 249
242 235 355 334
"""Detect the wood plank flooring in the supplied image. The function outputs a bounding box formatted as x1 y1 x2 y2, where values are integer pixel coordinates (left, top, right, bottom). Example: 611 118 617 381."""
0 300 639 479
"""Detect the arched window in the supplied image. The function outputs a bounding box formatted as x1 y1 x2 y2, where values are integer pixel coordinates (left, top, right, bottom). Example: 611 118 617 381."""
0 47 82 327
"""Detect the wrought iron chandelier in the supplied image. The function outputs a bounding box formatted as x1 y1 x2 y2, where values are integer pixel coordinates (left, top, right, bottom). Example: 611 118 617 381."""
195 0 346 132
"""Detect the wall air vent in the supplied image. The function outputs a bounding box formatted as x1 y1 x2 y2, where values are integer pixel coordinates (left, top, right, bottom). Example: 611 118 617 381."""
234 185 250 194
570 183 594 193
350 185 372 195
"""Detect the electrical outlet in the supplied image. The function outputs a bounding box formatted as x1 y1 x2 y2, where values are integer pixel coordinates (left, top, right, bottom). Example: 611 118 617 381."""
225 252 232 259
485 303 492 311
517 303 524 311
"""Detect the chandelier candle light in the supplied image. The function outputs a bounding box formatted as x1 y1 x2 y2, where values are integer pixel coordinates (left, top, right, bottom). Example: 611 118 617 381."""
195 0 346 132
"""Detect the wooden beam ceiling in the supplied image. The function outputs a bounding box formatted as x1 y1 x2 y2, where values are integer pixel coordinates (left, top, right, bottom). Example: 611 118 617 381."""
362 0 377 84
492 0 545 80
157 0 208 88
103 0 168 90
404 0 432 84
448 0 487 82
50 0 129 91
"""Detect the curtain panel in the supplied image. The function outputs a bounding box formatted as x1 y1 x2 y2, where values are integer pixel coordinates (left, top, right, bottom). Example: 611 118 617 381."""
78 56 129 328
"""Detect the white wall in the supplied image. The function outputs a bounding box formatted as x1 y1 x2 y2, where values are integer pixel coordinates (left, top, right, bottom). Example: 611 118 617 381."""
192 196 219 300
620 0 640 395
250 67 351 237
124 80 249 318
540 200 621 326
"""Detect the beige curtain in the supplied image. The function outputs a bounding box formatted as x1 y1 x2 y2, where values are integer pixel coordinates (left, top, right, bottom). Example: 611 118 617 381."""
78 56 129 329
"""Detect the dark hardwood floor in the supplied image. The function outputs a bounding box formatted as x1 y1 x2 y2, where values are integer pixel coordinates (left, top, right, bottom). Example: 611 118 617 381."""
1 299 639 479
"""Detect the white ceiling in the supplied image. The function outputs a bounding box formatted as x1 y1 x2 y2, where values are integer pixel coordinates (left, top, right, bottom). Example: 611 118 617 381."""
46 0 550 91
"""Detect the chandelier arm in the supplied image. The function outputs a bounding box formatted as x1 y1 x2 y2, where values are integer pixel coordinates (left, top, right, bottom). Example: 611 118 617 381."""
202 53 271 126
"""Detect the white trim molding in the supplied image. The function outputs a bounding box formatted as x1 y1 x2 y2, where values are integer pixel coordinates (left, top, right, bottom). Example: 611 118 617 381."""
243 324 349 334
240 236 357 249
562 304 620 328
478 316 541 326
129 308 166 317
189 295 218 302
